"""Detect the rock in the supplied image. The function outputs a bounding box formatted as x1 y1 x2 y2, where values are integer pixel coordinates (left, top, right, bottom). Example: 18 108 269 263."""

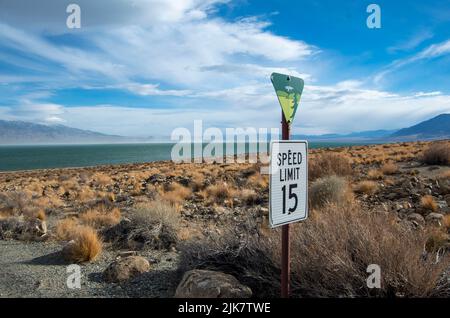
407 213 425 225
425 212 444 225
437 201 448 210
175 270 252 298
103 256 150 283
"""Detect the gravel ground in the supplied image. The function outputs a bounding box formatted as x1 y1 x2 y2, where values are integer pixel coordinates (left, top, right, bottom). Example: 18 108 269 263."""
0 240 179 298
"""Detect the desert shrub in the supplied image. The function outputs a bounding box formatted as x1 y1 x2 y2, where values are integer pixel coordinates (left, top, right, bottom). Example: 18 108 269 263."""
381 162 399 175
246 173 269 190
421 143 450 166
92 173 113 186
421 195 438 212
425 229 449 253
55 218 79 241
179 202 450 297
78 206 121 229
103 200 179 250
354 180 378 195
201 182 237 206
367 169 383 180
62 225 102 263
0 191 30 216
309 176 350 208
239 189 260 205
161 183 192 205
309 153 352 181
443 215 450 230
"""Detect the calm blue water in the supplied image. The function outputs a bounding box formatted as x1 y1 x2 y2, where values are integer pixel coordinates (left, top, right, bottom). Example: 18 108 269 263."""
0 142 367 172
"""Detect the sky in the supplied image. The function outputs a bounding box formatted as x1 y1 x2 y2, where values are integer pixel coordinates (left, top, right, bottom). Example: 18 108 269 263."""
0 0 450 137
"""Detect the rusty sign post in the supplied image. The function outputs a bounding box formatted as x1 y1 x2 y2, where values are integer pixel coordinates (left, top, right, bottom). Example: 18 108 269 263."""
270 73 307 298
281 113 291 298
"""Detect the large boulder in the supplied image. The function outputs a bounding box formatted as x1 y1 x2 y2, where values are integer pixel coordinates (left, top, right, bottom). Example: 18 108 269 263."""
175 269 252 298
103 256 150 283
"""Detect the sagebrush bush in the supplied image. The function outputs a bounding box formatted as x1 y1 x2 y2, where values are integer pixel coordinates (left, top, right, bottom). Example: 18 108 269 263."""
103 200 179 250
309 153 352 181
381 162 399 175
421 143 450 166
78 206 121 229
179 202 450 297
309 175 350 208
353 180 378 195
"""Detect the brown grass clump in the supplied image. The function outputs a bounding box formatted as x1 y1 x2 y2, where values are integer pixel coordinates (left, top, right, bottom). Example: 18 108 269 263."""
201 182 237 206
309 153 352 181
421 143 450 166
442 214 450 230
425 229 449 253
381 162 399 175
439 170 450 179
62 225 102 263
239 189 260 205
103 200 180 250
353 180 378 195
179 202 450 297
77 187 97 203
55 218 79 241
421 195 438 212
93 173 113 186
246 173 269 190
161 183 192 206
78 206 121 229
367 169 383 180
309 176 351 209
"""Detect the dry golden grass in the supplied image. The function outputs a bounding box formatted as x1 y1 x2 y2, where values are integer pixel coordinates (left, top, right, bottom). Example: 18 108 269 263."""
62 225 102 263
133 200 180 232
353 180 378 195
200 182 237 206
425 229 449 253
161 182 192 206
367 169 383 180
239 189 259 205
309 176 352 208
439 170 450 179
189 171 206 191
246 173 269 190
77 187 97 203
442 214 450 230
180 201 450 297
421 195 438 212
55 218 79 241
421 143 450 166
381 162 399 175
92 173 113 186
78 206 121 228
309 153 352 181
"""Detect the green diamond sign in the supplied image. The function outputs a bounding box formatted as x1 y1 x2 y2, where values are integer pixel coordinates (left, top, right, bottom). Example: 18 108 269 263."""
271 73 304 124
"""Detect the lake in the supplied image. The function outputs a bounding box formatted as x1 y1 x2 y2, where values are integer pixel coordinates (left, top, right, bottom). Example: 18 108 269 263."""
0 141 370 172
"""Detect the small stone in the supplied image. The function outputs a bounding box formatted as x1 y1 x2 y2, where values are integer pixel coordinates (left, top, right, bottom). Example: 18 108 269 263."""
407 213 425 225
103 256 150 283
425 213 444 225
175 270 252 298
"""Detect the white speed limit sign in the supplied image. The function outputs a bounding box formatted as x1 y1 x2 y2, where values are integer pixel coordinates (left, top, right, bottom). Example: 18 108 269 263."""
269 140 308 227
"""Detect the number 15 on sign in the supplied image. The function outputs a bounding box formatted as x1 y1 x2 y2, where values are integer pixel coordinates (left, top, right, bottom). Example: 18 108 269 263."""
269 140 308 228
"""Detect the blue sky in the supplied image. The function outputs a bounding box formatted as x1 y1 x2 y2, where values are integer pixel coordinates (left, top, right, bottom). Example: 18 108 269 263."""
1 0 450 136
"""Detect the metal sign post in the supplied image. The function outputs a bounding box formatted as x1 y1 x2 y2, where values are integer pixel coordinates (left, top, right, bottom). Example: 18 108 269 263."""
281 112 290 298
270 72 307 298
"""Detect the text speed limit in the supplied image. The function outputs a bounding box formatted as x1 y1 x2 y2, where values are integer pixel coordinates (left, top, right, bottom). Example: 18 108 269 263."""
269 140 308 227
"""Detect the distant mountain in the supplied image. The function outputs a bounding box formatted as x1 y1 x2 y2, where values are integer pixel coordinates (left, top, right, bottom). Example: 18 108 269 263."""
293 129 396 141
390 114 450 140
0 120 127 145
